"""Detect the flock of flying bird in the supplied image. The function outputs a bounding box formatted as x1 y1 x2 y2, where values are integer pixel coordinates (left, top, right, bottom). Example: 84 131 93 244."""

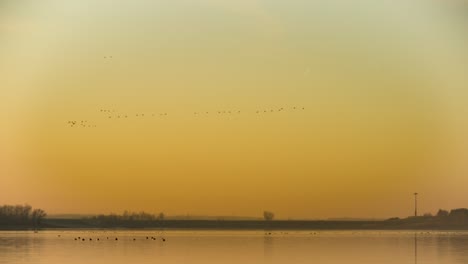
67 106 306 128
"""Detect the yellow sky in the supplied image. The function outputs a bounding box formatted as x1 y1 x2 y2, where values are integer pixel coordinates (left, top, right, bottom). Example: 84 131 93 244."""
1 0 468 219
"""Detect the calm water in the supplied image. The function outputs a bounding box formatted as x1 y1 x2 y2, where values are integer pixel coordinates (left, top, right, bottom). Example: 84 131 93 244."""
1 230 468 264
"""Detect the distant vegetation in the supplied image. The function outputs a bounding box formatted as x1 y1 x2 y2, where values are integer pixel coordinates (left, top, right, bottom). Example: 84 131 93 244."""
84 211 166 227
385 208 468 228
4 205 468 230
0 204 47 227
263 211 275 221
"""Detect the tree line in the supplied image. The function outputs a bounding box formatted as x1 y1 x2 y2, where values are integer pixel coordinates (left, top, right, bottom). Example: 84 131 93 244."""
86 211 165 226
0 204 47 226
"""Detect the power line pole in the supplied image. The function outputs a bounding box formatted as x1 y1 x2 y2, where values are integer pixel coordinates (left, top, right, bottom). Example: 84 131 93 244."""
414 192 418 217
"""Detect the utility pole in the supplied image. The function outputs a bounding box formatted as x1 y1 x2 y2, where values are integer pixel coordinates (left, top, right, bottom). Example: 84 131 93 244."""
414 192 418 217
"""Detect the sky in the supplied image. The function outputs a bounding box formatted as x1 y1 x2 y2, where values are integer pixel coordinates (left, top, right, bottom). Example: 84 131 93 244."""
1 0 468 219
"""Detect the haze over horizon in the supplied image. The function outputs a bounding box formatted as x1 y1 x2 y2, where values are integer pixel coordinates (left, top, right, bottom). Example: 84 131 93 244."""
1 0 468 219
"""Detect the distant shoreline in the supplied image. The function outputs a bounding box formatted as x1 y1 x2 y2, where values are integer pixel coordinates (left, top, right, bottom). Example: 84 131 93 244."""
2 218 468 231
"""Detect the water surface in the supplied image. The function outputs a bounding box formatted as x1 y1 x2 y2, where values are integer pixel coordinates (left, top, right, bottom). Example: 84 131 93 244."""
1 230 468 264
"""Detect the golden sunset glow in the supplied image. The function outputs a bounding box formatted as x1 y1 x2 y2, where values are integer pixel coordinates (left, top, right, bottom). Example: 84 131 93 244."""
1 0 468 219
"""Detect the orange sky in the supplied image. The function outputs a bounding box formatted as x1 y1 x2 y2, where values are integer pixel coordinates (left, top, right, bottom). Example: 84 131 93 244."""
1 0 468 219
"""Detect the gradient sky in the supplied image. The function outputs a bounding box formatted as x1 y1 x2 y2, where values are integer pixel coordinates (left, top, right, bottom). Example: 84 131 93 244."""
1 0 468 219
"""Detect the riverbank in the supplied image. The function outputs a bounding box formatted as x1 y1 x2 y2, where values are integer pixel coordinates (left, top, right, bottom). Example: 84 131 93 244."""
2 217 468 231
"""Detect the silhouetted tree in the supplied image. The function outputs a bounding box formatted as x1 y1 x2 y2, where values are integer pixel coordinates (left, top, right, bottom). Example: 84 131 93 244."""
263 211 274 221
158 212 165 221
0 204 45 226
437 209 449 218
449 208 468 224
31 209 47 226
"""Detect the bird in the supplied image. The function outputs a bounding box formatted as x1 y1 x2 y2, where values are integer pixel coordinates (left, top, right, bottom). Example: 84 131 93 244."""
162 238 166 242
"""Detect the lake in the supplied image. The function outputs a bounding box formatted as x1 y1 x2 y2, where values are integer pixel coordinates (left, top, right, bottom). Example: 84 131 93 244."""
1 230 468 263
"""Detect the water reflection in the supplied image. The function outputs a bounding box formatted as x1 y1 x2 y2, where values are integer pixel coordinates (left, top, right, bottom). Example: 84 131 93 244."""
263 233 274 261
1 231 468 264
415 233 418 264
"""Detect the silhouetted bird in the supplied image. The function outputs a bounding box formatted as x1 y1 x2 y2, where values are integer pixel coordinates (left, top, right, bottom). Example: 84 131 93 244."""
115 238 118 241
162 238 166 242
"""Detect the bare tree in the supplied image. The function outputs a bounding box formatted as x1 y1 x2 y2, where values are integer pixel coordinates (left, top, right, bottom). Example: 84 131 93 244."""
158 212 165 221
437 209 449 218
31 209 47 226
263 211 274 221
